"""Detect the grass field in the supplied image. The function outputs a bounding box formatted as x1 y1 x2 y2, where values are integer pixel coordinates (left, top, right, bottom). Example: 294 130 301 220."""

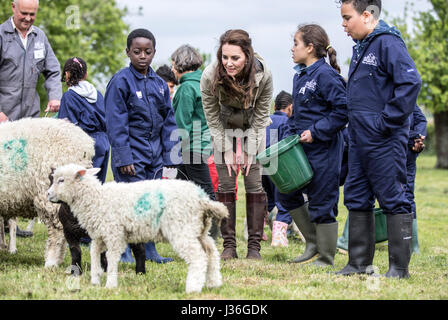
0 155 447 300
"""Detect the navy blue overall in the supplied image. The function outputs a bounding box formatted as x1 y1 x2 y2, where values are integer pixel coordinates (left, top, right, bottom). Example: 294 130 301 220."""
343 20 422 215
58 89 110 183
278 59 348 224
104 64 180 183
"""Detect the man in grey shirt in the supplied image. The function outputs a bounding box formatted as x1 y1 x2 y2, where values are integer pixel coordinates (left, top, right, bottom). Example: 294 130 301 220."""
0 0 62 122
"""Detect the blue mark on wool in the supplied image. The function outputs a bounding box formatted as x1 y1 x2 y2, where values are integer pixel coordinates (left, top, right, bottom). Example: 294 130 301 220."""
134 191 166 229
3 139 28 172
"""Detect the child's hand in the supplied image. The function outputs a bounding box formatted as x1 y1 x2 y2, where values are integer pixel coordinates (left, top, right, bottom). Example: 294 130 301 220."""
299 130 313 143
120 164 136 176
412 135 425 153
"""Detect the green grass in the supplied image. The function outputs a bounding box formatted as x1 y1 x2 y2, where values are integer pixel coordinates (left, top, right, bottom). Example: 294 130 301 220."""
0 155 447 299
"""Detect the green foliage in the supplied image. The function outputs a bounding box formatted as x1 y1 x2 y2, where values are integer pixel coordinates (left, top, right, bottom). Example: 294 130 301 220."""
0 0 129 108
388 0 448 114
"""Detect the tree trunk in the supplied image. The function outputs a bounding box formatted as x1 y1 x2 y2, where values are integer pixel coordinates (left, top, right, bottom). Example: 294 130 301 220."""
434 111 448 169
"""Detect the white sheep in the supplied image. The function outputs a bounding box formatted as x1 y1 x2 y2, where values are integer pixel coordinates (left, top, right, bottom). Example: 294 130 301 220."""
0 117 94 267
48 164 229 293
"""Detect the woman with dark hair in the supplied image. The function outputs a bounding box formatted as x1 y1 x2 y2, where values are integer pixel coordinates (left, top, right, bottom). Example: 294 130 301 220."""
200 29 273 260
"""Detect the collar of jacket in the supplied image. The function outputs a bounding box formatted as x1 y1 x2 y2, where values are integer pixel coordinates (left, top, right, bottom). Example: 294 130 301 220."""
354 19 402 59
293 58 325 76
4 16 37 35
179 69 202 84
273 110 288 117
253 52 266 87
129 63 156 79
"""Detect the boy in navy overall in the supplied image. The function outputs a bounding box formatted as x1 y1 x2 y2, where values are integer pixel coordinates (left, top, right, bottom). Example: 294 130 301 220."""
278 24 348 267
337 0 422 278
105 29 180 264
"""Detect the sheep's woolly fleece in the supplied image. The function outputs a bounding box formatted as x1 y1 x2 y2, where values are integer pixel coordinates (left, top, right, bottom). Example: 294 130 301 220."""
49 164 229 292
0 118 94 266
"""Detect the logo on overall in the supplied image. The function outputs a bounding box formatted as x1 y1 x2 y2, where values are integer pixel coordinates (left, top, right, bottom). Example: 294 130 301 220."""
362 53 378 66
299 79 317 95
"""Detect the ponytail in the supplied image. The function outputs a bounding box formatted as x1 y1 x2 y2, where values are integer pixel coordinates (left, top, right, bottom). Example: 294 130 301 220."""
327 46 341 74
297 24 341 74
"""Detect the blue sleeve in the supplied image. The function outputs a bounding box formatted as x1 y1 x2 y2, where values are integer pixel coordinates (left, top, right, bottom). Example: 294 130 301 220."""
159 81 181 166
57 92 79 125
309 73 348 142
410 105 427 139
104 75 134 167
377 37 422 134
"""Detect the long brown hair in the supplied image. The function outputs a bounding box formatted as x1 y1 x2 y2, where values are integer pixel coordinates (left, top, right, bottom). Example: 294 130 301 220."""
297 24 341 74
212 29 257 108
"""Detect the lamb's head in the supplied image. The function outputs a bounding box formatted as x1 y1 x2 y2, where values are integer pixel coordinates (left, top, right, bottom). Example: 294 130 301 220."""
48 164 100 204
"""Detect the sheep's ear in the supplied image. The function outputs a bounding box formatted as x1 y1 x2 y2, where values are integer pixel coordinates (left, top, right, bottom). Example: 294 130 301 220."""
87 167 101 177
75 169 87 181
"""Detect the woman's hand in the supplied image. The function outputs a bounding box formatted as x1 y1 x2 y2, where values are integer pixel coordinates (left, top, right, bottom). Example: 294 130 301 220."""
224 149 238 177
299 130 313 143
120 164 136 176
242 152 255 177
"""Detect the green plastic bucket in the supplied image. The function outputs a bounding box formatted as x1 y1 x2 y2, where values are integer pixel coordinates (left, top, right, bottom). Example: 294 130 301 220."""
256 135 313 193
374 208 388 243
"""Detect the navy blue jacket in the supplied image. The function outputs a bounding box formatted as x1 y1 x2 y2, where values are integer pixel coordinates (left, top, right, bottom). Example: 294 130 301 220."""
284 58 347 141
59 89 106 134
266 110 289 148
347 20 422 136
105 64 179 169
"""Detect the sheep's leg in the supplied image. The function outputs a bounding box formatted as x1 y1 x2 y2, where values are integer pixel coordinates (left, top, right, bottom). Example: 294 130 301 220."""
0 217 6 250
26 218 36 232
200 235 222 289
59 203 84 274
168 235 207 293
8 218 17 254
105 239 127 288
129 243 146 274
90 239 103 285
44 224 66 267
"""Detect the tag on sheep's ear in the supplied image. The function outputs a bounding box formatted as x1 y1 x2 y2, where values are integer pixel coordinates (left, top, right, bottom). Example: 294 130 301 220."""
75 169 87 181
87 167 101 177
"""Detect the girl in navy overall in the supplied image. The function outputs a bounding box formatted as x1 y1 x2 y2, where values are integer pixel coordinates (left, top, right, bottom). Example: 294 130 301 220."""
278 24 348 267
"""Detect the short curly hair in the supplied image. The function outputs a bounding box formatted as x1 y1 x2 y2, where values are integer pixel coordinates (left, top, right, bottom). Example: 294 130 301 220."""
127 28 156 49
171 45 203 73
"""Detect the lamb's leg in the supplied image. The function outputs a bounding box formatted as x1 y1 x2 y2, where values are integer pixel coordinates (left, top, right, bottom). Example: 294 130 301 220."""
200 235 222 289
59 203 83 274
8 218 17 254
90 239 103 285
105 240 127 288
100 252 108 272
129 243 146 274
168 234 207 293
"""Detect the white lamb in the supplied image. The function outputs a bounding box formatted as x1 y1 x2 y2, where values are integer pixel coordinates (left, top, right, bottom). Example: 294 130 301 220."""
0 117 94 266
48 164 229 293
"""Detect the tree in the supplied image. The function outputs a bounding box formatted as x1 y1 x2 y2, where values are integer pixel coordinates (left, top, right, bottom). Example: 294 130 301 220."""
1 0 129 109
389 0 448 169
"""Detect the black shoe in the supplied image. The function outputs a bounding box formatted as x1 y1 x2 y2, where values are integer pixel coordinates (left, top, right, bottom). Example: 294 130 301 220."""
16 226 33 238
335 211 375 276
384 213 413 279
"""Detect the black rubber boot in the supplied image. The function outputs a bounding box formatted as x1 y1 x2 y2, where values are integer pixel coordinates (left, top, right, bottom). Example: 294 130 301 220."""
289 203 319 264
384 213 413 279
335 210 375 276
312 222 338 267
16 226 33 238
